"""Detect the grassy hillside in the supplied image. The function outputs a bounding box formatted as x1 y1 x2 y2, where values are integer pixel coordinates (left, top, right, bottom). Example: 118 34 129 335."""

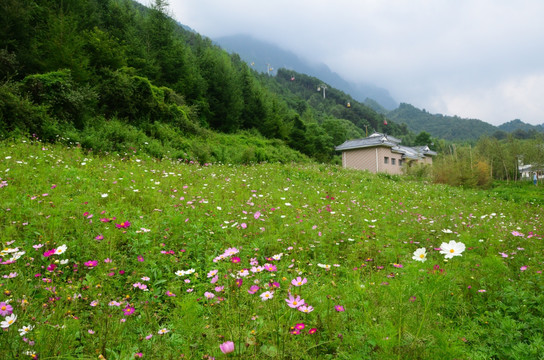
1 140 543 359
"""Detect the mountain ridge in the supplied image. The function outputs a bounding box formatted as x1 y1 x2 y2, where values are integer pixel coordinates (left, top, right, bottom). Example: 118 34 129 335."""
214 34 398 110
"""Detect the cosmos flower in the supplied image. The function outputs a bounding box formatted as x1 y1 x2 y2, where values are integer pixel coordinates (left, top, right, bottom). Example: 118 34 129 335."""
115 221 131 229
18 324 34 336
298 305 314 313
123 306 135 316
220 341 235 354
291 277 307 287
285 294 305 309
54 244 67 255
260 291 274 301
412 248 427 262
0 302 13 316
1 313 17 328
439 241 466 259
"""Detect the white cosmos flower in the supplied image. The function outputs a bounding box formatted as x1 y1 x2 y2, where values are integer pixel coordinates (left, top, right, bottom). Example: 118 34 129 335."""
18 324 34 336
55 244 67 255
439 240 466 259
412 248 427 262
260 291 274 301
1 314 17 328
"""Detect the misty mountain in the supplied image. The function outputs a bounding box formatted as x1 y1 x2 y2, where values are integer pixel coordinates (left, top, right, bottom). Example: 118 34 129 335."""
214 34 398 110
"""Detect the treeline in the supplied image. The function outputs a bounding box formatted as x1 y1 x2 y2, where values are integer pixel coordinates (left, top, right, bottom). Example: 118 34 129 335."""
426 135 544 188
0 0 409 163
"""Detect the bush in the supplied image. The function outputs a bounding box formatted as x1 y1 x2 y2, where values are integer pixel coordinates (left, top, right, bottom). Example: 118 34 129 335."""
20 69 97 129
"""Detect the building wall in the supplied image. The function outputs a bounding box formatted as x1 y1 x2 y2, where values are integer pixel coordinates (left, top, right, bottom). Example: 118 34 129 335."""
342 146 404 174
420 155 433 165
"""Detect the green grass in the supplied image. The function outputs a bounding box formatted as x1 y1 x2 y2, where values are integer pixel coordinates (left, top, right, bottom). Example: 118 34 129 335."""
0 139 543 359
490 180 544 205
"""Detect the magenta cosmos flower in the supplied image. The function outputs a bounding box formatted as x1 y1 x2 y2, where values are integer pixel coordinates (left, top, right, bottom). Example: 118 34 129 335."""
115 221 131 229
220 340 235 354
123 306 135 316
335 305 345 312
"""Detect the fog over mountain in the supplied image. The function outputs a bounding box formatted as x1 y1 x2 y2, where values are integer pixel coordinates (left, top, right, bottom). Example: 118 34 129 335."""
214 34 398 110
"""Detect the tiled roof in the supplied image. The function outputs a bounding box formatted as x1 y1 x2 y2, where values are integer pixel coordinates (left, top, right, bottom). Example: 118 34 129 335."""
334 133 400 151
335 133 436 159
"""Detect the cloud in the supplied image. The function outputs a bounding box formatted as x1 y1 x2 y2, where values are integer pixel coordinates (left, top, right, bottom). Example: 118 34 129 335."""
139 0 544 125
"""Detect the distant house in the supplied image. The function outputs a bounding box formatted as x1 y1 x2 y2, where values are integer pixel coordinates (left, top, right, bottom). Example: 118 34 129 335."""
335 133 437 174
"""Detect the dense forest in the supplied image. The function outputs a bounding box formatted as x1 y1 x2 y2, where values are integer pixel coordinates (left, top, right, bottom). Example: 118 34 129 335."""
0 0 416 164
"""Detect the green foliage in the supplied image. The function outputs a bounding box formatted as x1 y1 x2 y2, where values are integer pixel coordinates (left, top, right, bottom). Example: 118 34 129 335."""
387 103 498 141
20 69 97 129
0 82 53 137
432 146 492 188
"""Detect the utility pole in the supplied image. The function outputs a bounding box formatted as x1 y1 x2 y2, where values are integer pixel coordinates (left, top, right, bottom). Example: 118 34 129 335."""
317 84 327 99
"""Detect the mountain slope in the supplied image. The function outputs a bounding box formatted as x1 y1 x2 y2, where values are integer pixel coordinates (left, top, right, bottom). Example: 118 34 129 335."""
214 34 398 110
498 119 544 133
386 103 498 141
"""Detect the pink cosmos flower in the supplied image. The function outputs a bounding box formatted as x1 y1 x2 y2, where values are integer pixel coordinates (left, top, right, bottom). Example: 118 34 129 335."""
123 306 135 316
248 285 259 294
95 235 104 241
264 264 277 272
0 302 13 316
308 328 317 334
115 221 131 229
204 292 215 299
291 277 307 287
43 249 56 257
137 255 144 262
47 263 57 272
241 223 247 229
298 305 314 313
294 323 305 330
231 256 241 264
84 260 98 268
285 294 305 309
220 341 235 354
254 211 261 220
520 266 528 271
166 291 176 297
335 305 345 312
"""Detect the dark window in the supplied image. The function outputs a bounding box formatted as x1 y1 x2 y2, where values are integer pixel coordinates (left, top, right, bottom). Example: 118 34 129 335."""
391 158 396 165
399 159 403 166
384 157 389 164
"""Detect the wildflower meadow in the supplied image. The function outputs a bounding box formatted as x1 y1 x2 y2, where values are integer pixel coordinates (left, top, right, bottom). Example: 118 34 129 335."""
0 139 543 359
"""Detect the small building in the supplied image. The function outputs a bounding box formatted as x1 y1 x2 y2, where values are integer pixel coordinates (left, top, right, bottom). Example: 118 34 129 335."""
335 133 437 174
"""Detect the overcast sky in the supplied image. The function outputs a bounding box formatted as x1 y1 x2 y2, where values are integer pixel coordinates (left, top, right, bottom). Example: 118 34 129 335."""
139 0 544 126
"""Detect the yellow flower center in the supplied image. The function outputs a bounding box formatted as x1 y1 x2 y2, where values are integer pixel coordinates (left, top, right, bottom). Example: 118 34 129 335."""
450 249 455 253
1 306 6 311
419 254 425 258
293 301 298 305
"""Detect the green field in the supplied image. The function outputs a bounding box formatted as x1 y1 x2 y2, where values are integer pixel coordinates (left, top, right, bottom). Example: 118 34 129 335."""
1 140 543 359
